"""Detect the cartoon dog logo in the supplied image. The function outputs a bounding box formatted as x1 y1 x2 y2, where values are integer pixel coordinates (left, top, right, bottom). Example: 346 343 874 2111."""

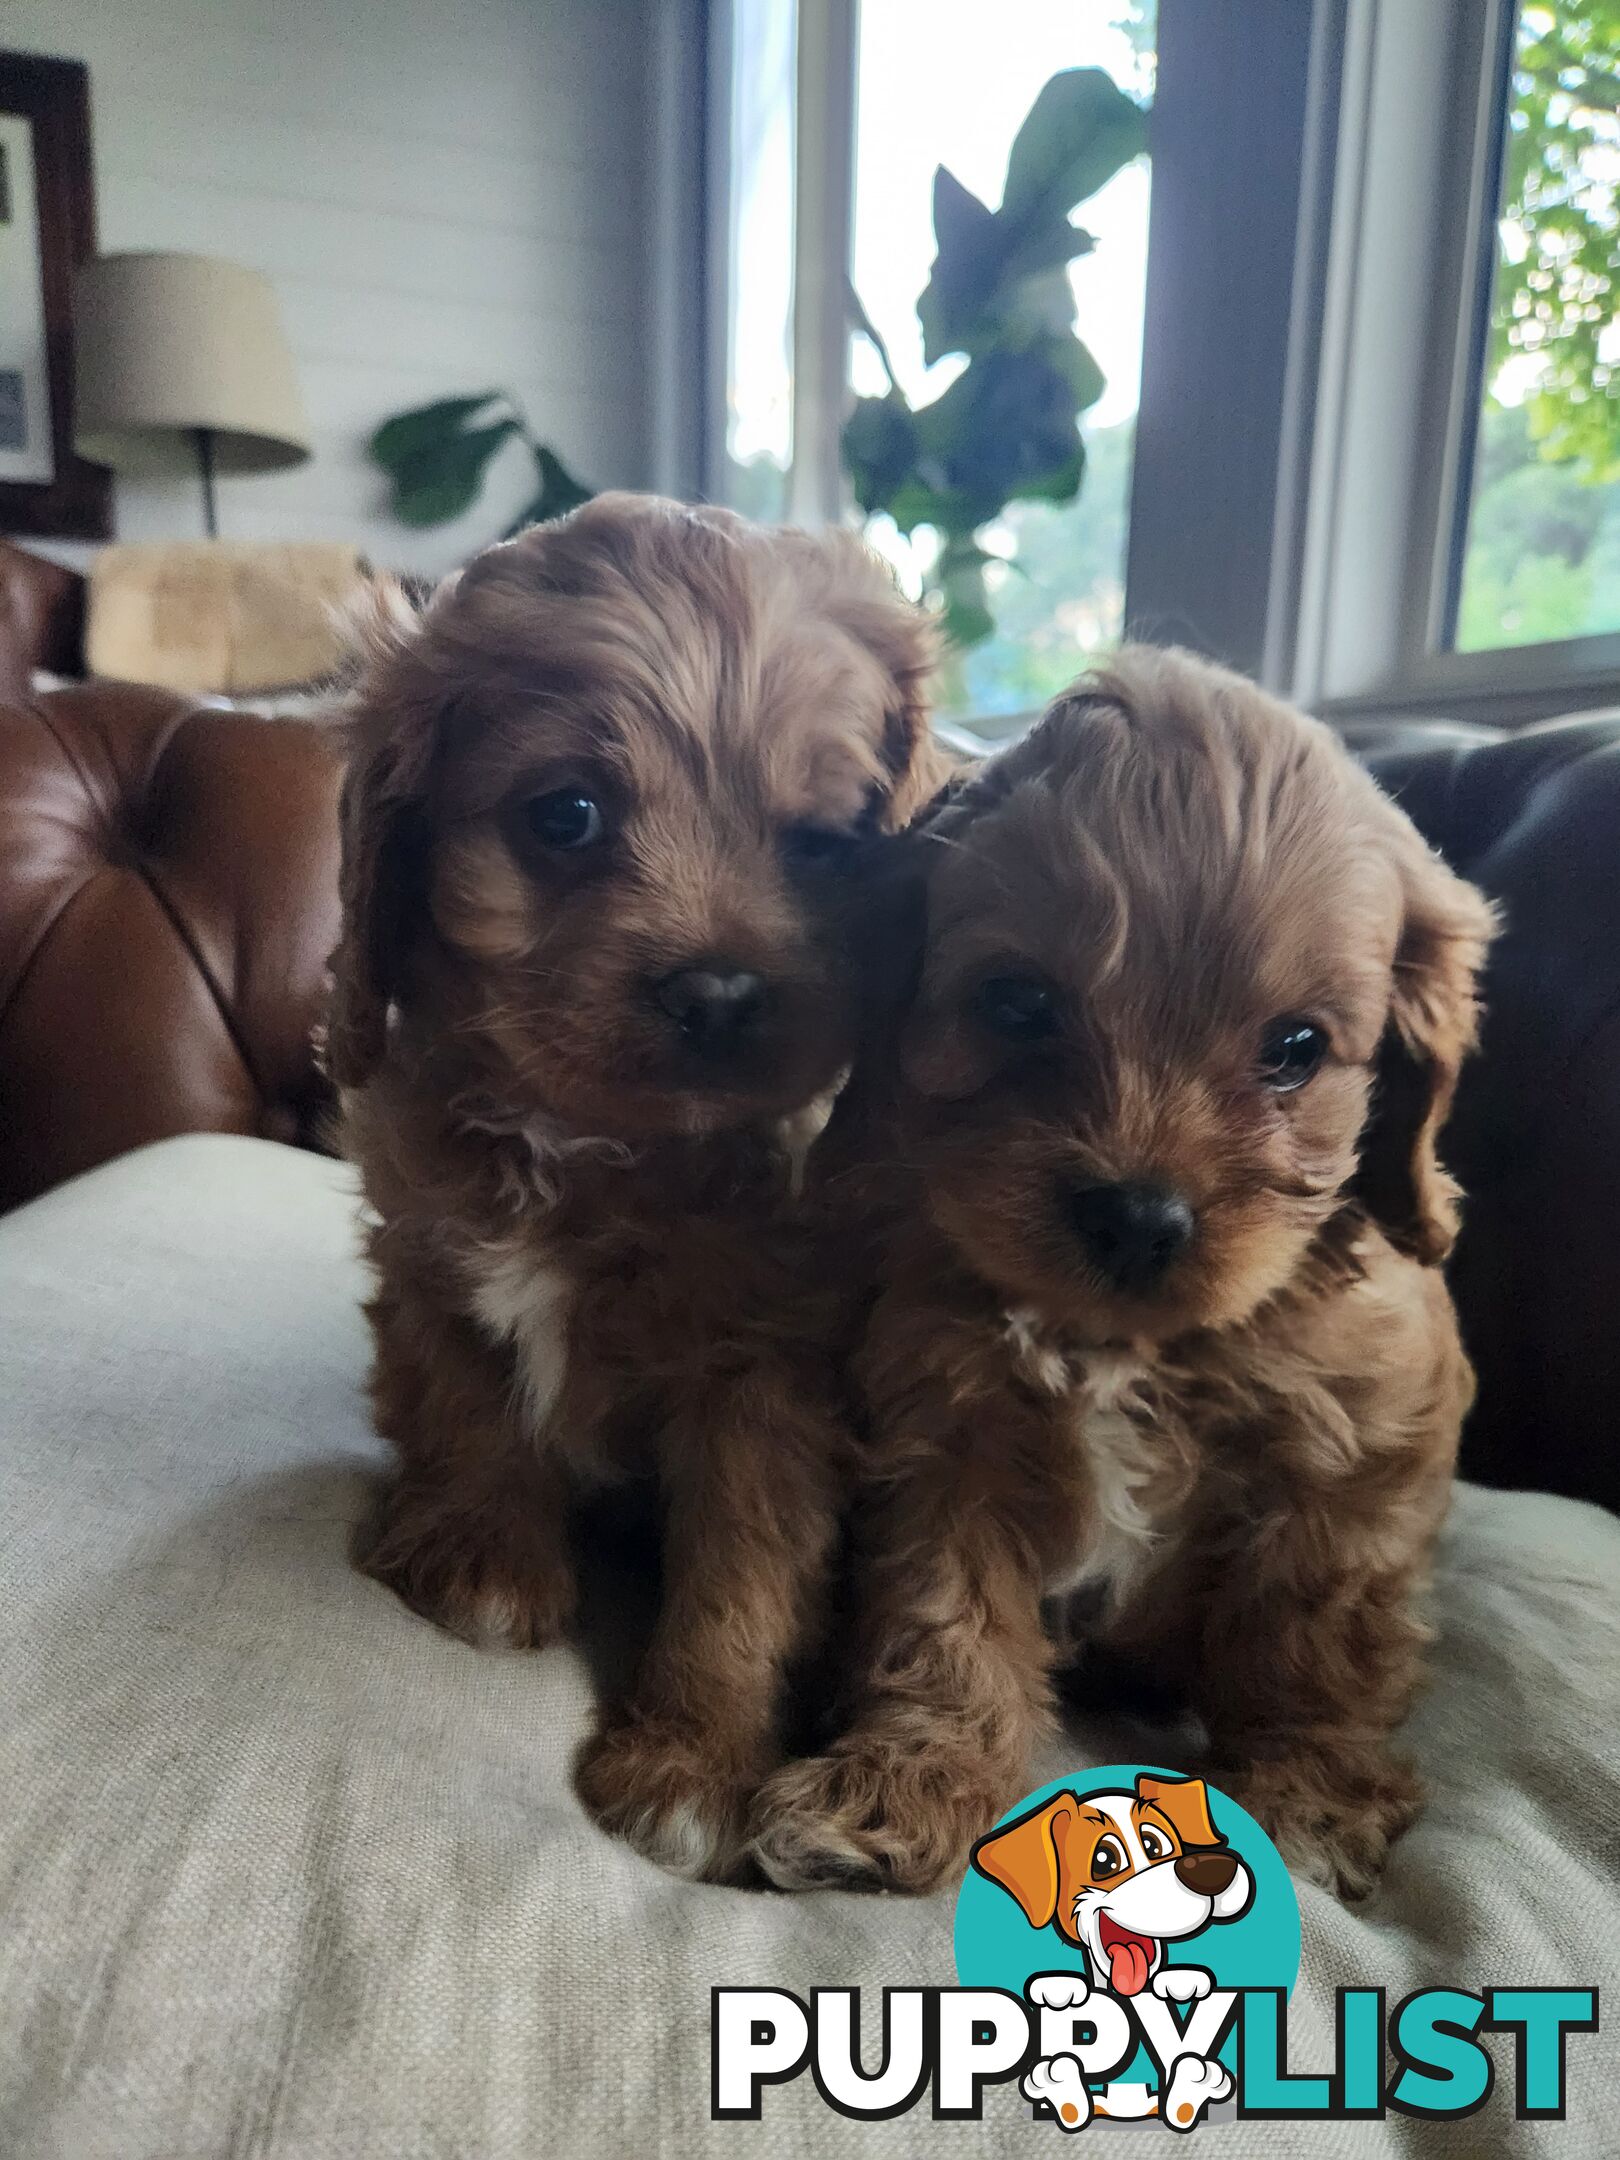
971 1774 1254 2131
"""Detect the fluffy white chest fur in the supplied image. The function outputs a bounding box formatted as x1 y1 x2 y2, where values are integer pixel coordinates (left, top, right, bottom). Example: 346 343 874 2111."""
1006 1311 1170 1613
463 1237 573 1438
1064 1368 1167 1612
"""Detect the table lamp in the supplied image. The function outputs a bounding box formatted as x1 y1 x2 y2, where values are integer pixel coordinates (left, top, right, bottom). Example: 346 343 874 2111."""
73 251 310 536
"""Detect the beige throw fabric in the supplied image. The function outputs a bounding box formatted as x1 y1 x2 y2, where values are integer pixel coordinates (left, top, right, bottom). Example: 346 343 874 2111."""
0 1137 1615 2158
85 542 368 694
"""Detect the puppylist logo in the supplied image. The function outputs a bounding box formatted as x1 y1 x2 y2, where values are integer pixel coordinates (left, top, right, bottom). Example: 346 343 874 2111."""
712 1766 1599 2132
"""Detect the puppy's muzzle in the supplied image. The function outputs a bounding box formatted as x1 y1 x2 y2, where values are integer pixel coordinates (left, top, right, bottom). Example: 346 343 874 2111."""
1173 1848 1238 1896
654 963 767 1059
1066 1179 1194 1293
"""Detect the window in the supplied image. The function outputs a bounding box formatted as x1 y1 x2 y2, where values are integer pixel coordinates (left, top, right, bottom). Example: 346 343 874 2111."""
708 0 1154 734
848 2 1154 728
696 1 1619 733
1452 1 1620 654
716 2 798 521
1279 0 1620 724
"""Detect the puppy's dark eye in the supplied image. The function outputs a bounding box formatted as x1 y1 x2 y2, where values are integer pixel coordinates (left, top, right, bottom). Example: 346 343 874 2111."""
976 975 1059 1042
1139 1824 1172 1862
1091 1834 1128 1882
525 789 606 851
784 824 861 869
1258 1016 1328 1091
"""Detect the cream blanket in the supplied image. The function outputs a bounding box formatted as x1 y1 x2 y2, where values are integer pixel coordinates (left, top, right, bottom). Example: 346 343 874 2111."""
0 1138 1615 2157
86 540 369 694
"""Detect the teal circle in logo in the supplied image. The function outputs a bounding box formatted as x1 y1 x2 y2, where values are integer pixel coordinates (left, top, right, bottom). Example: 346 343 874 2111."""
954 1764 1300 2100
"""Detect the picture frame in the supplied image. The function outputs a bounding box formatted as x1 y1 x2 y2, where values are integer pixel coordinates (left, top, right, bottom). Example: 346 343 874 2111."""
0 52 110 539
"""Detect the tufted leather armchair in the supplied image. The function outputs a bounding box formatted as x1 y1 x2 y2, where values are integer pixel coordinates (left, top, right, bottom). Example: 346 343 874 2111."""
1 543 1616 1512
1 544 343 1211
0 541 84 705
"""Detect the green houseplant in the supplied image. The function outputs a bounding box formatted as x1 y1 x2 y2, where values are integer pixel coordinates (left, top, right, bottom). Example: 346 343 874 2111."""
366 61 1146 646
842 66 1146 648
366 391 594 535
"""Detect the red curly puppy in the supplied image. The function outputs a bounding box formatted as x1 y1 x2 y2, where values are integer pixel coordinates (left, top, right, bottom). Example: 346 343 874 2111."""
751 646 1493 1900
329 493 942 1880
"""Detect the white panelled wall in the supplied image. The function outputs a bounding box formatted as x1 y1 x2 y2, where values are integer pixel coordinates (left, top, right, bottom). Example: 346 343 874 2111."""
4 0 654 574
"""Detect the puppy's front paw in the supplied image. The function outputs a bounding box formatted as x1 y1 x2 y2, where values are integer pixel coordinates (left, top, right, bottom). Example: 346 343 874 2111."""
1152 1965 1212 2005
355 1493 574 1651
748 1740 1011 1895
1227 1751 1423 1901
575 1715 756 1883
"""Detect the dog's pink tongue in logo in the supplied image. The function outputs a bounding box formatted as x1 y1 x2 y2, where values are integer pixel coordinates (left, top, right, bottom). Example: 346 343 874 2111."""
1098 1916 1154 1996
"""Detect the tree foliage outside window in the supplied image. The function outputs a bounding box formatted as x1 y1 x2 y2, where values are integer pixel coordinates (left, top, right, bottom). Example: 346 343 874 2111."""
1494 0 1619 477
1459 0 1620 648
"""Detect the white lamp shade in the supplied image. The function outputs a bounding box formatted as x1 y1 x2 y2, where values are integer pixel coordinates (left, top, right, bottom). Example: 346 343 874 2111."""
74 252 311 475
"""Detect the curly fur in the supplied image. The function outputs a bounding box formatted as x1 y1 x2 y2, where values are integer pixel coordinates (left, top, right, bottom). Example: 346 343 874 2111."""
330 493 944 1880
750 646 1494 1901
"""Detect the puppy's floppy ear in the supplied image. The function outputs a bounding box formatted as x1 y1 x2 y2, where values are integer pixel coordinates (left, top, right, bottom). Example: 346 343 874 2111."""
912 755 996 839
897 757 1027 1101
1354 813 1496 1265
971 1793 1075 1928
1136 1774 1223 1850
326 579 443 1087
874 619 953 833
808 529 949 831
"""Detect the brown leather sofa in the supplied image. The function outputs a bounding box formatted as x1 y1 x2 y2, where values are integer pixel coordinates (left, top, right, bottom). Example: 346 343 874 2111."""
2 541 1617 1514
0 543 344 1212
0 540 84 705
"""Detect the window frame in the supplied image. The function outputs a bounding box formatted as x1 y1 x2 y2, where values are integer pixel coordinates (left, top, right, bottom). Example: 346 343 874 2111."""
695 0 855 525
783 0 857 530
684 0 1620 732
1123 0 1323 684
647 0 712 503
695 0 1333 723
1275 0 1620 725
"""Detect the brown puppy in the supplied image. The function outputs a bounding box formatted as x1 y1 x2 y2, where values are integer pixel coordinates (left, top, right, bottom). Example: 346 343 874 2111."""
751 646 1493 1899
329 493 941 1879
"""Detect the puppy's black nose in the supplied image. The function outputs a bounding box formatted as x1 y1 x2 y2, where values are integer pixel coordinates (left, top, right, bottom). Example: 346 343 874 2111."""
1067 1179 1194 1293
654 966 766 1054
